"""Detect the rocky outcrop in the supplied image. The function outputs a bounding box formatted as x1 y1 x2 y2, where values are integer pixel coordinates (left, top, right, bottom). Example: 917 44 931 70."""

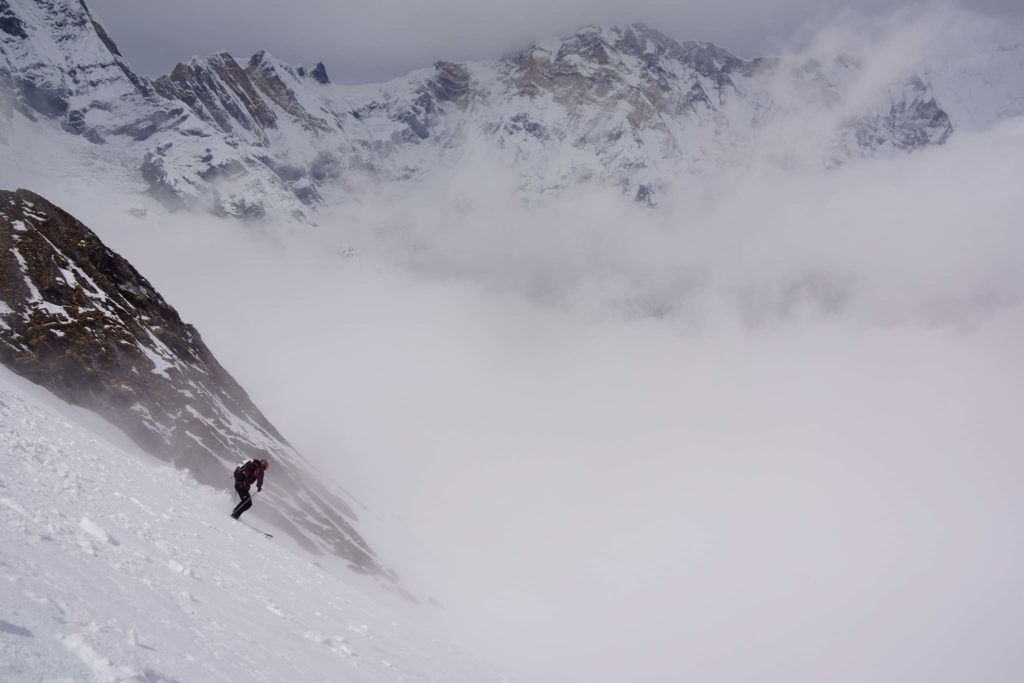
427 61 471 104
844 76 953 154
0 189 405 592
0 1 28 40
309 61 329 85
245 51 332 133
153 52 279 143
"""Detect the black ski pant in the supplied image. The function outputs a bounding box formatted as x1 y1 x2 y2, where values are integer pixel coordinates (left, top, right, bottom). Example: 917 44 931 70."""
232 484 252 519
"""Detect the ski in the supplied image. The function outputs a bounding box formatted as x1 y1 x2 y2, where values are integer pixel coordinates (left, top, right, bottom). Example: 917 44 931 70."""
242 522 274 538
226 516 273 538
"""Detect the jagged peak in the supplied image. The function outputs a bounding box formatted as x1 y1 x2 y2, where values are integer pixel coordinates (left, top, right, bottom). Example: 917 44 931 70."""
425 60 470 102
557 23 681 50
78 0 123 57
176 51 242 73
249 49 271 66
2 0 127 60
247 49 293 72
247 49 289 77
507 22 745 72
675 39 741 64
208 50 240 67
310 62 329 85
246 51 328 85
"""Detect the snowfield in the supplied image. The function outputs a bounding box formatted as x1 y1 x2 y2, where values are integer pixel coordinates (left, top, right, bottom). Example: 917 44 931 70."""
0 368 507 682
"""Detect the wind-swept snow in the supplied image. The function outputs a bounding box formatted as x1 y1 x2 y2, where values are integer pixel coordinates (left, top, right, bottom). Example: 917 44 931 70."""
0 368 508 682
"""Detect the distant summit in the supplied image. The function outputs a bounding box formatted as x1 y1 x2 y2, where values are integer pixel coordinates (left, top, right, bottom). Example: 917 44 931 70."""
310 61 330 84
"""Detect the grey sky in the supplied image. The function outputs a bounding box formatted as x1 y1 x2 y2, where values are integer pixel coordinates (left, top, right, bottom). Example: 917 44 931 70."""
88 0 1022 84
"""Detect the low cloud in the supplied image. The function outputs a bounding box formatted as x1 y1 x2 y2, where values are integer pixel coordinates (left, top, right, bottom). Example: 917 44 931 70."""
75 103 1024 683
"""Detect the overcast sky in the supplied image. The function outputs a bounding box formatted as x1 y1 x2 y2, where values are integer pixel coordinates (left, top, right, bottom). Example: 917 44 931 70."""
88 0 1022 83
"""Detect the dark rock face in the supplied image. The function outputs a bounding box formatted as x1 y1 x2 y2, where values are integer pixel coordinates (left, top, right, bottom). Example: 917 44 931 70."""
245 51 330 132
310 62 329 85
153 51 335 143
0 190 250 482
292 181 321 205
197 155 247 182
143 50 336 211
140 150 189 210
503 112 546 139
634 183 655 206
0 189 404 592
397 108 430 140
386 62 473 143
0 0 27 39
850 76 953 152
82 0 122 57
428 61 470 103
112 106 188 142
154 53 279 141
18 79 69 118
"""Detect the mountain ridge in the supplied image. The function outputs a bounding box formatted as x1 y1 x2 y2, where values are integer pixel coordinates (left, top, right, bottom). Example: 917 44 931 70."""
2 1 1021 220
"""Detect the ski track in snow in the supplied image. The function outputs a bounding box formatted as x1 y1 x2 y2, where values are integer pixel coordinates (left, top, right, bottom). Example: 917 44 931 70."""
0 378 508 682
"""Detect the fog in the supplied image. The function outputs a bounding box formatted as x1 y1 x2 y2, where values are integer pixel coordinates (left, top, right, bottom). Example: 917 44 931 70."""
5 5 1024 681
45 117 1018 681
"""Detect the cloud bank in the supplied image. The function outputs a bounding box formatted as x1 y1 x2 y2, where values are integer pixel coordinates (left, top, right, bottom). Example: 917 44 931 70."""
71 109 1024 683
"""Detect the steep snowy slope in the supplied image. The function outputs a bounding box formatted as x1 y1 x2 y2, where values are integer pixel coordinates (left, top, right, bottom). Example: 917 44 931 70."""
0 188 402 591
0 0 160 139
0 367 507 682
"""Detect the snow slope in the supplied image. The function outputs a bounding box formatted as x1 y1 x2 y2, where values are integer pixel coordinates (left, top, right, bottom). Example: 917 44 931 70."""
0 367 508 682
0 188 400 587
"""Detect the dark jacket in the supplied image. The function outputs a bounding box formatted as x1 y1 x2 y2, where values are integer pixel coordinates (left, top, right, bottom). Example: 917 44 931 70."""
234 459 265 489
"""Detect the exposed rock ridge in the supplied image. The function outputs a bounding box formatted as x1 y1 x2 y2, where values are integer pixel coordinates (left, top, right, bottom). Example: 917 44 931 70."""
0 188 406 594
153 52 279 143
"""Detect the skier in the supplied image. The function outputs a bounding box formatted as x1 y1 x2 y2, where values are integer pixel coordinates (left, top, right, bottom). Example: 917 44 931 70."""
231 458 269 519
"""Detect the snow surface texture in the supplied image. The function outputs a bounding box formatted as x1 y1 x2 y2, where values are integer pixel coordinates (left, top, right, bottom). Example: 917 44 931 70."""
0 367 507 682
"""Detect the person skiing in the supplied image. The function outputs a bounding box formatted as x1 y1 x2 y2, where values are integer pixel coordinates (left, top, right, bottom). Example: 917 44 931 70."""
231 457 269 519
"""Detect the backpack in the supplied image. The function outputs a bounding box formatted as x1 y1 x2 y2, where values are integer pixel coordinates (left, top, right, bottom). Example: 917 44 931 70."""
234 459 256 483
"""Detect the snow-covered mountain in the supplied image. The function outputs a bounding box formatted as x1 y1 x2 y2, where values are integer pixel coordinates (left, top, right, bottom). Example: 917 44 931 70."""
0 366 505 681
0 188 404 594
5 0 1017 218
